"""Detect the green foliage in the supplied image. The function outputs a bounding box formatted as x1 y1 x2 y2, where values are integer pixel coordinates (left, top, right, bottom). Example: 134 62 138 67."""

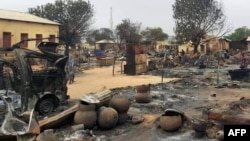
115 19 142 44
86 28 114 45
173 0 226 53
226 26 250 41
29 0 94 48
141 27 168 41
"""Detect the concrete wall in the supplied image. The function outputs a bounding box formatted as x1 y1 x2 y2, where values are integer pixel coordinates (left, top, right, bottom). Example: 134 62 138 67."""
206 38 230 54
179 38 230 54
0 19 59 50
153 41 170 53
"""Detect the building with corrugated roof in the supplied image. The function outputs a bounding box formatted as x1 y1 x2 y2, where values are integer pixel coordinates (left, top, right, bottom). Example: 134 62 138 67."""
95 39 119 51
0 9 60 50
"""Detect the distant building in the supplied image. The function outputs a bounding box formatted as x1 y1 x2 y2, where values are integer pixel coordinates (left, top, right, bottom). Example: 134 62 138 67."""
141 40 171 53
246 36 250 51
153 41 171 53
200 37 230 54
229 40 247 53
179 36 230 54
95 39 118 51
228 36 250 54
0 9 60 50
81 42 95 50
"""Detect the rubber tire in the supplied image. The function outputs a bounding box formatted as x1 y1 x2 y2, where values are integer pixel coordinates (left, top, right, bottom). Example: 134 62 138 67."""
36 98 55 115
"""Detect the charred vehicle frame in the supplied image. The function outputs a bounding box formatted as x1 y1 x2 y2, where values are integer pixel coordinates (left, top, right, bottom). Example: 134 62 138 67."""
0 39 69 116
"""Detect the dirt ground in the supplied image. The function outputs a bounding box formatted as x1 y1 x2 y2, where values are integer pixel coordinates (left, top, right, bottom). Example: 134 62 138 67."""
67 63 177 99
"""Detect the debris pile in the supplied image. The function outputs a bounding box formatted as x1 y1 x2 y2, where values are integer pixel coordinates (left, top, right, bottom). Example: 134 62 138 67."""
1 44 250 141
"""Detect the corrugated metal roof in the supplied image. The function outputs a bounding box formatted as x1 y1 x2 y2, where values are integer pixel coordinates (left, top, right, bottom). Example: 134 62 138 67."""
0 9 60 25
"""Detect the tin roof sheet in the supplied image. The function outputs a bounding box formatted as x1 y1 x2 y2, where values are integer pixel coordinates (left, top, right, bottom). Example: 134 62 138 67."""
0 9 60 25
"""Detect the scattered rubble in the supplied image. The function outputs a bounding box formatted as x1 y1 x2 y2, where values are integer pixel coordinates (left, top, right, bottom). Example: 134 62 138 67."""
1 43 250 141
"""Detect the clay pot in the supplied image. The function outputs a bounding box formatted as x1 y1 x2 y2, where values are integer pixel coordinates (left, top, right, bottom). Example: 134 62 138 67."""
36 129 57 141
135 85 152 103
192 119 207 133
159 110 183 132
97 107 118 130
135 92 152 103
109 95 130 113
117 112 128 125
206 127 217 139
74 111 97 129
78 102 96 111
136 85 150 93
215 130 224 141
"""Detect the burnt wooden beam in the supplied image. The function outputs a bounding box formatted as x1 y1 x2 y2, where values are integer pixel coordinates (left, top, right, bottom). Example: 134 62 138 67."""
39 104 78 130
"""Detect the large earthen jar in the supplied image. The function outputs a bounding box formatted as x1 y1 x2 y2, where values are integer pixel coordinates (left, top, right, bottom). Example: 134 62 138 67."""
135 84 152 103
117 112 128 125
159 112 182 132
74 103 97 129
97 107 118 130
109 95 130 113
78 102 96 111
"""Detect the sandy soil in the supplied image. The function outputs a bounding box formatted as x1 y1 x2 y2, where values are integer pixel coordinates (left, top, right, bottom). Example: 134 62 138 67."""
67 64 177 99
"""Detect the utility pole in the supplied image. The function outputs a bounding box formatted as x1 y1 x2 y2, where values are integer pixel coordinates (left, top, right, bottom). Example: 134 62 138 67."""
110 7 113 31
110 7 116 76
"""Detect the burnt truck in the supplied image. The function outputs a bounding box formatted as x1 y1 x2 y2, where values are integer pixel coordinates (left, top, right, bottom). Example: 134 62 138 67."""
0 41 69 116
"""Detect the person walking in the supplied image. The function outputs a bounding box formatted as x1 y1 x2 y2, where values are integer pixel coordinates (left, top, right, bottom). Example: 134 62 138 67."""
66 53 75 84
239 52 248 69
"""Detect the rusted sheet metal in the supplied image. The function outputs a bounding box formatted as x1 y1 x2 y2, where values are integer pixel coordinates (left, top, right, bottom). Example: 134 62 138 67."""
125 44 148 75
124 64 148 75
80 89 112 104
1 40 69 115
0 40 71 138
0 96 40 136
135 54 147 64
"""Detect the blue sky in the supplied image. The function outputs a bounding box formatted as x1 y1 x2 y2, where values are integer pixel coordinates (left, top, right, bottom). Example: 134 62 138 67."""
1 0 250 36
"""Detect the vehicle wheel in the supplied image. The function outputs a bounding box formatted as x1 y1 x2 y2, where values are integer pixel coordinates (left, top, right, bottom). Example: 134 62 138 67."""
36 98 55 115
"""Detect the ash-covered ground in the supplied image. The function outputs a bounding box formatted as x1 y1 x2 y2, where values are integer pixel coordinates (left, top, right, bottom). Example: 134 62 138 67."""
50 64 250 141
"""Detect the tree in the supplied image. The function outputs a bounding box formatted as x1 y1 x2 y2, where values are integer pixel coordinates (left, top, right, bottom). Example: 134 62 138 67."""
226 26 250 41
116 19 142 46
29 0 94 56
86 28 114 45
173 0 227 53
141 27 168 41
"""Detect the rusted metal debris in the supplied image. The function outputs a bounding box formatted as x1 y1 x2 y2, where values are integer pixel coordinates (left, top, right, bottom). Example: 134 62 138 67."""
0 39 71 139
38 88 113 131
80 88 113 108
39 104 78 130
0 95 40 140
0 40 69 116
